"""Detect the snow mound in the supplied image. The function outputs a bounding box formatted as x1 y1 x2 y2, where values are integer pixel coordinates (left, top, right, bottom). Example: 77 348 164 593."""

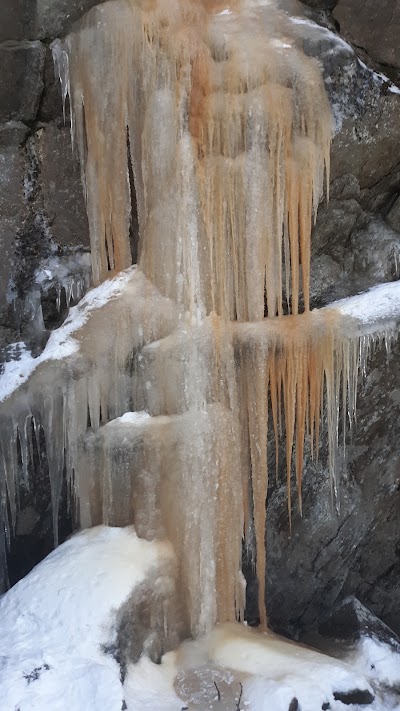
0 526 173 711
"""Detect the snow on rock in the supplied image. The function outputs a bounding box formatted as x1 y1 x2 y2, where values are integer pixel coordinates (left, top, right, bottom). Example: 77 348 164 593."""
124 653 182 711
124 622 386 711
117 411 152 425
207 624 374 711
0 526 174 711
0 266 152 403
351 635 400 690
331 281 400 329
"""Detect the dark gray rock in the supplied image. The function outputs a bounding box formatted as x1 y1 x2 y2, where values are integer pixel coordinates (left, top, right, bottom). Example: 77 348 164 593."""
304 25 400 308
334 0 400 72
0 0 108 42
0 1 34 43
387 197 400 233
112 567 185 674
36 124 89 249
0 134 29 311
0 121 29 148
34 0 108 39
331 94 400 190
319 596 400 648
300 0 338 9
333 689 374 705
38 47 64 122
0 41 45 123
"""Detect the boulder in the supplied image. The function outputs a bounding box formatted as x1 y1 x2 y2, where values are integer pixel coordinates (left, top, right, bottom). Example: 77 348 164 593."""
334 0 400 72
319 596 400 647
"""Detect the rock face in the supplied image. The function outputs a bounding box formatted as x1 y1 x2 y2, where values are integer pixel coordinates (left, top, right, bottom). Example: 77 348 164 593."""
0 5 90 351
0 41 45 123
0 0 400 649
0 0 108 42
334 1 400 72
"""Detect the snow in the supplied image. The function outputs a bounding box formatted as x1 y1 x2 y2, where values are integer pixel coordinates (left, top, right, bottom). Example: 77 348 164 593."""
0 527 399 711
0 526 174 711
0 267 136 402
357 59 400 95
331 281 400 328
117 411 152 425
124 654 181 711
207 624 373 711
350 636 400 689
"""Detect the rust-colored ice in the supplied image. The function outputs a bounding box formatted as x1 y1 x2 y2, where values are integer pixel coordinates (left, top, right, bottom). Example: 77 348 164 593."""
47 0 342 635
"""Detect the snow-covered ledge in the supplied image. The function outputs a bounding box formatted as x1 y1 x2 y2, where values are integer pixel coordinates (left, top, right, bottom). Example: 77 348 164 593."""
331 281 400 333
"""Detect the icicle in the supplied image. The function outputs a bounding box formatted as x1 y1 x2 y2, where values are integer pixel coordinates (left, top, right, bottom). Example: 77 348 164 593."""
58 0 332 305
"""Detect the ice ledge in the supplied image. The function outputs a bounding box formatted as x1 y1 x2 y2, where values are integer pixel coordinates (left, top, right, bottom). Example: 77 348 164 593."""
1 275 399 406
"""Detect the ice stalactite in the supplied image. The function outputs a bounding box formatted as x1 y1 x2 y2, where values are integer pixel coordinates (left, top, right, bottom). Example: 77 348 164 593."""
49 0 333 633
1 0 399 642
52 0 332 317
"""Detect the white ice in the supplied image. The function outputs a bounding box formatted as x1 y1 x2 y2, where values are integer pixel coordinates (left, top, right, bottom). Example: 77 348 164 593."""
117 411 152 424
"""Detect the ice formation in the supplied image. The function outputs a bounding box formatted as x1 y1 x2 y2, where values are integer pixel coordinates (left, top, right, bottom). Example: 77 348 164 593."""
1 0 400 646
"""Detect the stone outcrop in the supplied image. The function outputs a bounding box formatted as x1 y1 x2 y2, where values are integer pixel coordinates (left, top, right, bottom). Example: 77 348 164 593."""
259 6 400 638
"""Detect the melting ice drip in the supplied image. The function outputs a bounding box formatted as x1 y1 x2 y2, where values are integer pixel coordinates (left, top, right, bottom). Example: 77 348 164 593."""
0 0 399 646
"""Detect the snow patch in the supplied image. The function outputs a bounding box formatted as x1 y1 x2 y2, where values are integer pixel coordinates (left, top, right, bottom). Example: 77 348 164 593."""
331 281 400 327
0 526 174 711
117 411 152 425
